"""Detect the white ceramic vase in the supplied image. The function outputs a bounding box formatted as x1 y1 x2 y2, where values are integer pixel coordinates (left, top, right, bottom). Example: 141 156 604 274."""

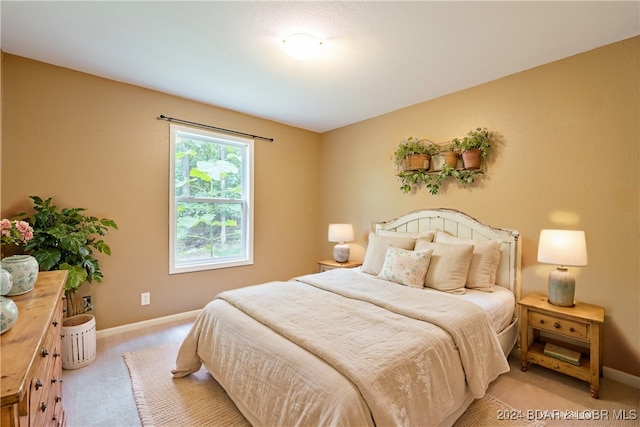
0 296 19 334
2 255 39 296
1 268 13 295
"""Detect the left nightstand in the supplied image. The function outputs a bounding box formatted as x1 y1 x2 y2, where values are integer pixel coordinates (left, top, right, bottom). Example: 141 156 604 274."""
519 292 604 399
317 260 362 272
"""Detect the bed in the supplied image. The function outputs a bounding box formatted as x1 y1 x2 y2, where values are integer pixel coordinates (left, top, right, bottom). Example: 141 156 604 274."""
173 208 521 426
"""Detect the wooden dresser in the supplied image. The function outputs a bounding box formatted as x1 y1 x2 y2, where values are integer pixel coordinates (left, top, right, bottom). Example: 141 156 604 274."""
1 271 68 427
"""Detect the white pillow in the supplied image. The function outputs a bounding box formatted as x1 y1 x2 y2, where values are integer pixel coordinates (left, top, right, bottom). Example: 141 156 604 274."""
378 247 434 288
414 239 474 293
435 232 502 291
361 233 416 275
377 229 436 242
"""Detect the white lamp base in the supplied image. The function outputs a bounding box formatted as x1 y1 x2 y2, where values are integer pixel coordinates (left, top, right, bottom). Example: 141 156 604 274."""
548 267 575 307
333 243 350 263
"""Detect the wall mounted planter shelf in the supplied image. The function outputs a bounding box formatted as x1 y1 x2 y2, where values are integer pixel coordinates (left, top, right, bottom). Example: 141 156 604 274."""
394 128 492 195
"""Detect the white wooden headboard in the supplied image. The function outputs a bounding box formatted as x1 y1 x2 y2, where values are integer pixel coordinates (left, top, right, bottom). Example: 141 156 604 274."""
372 208 521 301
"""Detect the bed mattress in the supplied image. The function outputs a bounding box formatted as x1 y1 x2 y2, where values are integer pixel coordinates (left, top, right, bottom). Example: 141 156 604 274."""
173 268 511 426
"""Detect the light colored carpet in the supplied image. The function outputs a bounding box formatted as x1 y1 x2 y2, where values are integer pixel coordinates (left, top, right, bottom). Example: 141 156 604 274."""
124 342 544 427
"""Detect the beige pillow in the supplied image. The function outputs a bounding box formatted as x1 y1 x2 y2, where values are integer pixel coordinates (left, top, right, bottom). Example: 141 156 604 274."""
415 239 474 293
378 247 434 288
435 232 502 291
377 229 436 242
361 233 416 275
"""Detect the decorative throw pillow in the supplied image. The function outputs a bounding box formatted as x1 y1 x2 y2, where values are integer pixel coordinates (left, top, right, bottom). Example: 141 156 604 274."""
435 232 502 291
414 240 474 293
361 233 416 276
378 247 434 288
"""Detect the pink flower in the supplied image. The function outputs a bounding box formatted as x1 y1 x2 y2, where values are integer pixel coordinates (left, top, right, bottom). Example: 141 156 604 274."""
0 218 34 247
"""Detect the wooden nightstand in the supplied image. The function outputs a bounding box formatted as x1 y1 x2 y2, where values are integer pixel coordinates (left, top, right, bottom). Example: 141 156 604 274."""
518 293 604 398
317 260 362 272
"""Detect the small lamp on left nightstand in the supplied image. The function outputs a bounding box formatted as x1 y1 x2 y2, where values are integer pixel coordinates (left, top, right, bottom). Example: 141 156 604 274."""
537 229 588 307
328 223 354 263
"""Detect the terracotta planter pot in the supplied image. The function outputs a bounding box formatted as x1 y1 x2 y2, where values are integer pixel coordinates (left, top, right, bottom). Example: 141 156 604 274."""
444 151 458 168
403 154 430 171
461 149 482 169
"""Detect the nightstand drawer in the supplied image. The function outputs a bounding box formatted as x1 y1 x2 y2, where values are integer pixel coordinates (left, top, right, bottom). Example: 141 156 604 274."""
529 311 588 340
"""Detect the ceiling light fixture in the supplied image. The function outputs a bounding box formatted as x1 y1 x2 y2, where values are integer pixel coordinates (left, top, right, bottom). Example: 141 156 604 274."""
281 33 323 61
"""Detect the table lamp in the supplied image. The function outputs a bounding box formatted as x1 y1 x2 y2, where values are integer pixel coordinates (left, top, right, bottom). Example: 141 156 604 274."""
537 229 588 307
328 224 354 263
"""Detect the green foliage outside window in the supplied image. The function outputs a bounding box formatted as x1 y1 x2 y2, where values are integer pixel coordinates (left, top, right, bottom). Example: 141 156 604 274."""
174 134 246 264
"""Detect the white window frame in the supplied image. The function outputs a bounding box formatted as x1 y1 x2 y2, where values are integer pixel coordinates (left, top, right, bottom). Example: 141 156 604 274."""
169 124 254 274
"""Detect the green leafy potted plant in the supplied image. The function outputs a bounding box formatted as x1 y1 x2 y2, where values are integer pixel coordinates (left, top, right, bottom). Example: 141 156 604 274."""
451 168 482 185
21 196 117 369
398 163 455 195
453 127 492 169
393 137 438 171
431 142 459 171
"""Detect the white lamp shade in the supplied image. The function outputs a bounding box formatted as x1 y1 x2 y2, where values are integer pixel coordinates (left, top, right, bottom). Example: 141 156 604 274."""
537 229 588 266
328 224 354 243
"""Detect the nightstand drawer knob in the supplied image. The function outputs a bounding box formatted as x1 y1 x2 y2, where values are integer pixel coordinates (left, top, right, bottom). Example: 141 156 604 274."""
554 322 560 328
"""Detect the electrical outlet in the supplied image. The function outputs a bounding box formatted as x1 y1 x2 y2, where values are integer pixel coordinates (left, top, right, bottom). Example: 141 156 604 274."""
141 292 150 306
82 295 93 311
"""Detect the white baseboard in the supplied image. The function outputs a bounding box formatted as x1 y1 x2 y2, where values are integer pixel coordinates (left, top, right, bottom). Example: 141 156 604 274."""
96 309 201 339
604 366 640 390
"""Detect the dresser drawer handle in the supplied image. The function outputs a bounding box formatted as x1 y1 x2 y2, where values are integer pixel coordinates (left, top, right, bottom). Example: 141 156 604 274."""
52 320 58 327
40 402 47 412
553 322 560 329
569 327 575 332
51 377 58 384
35 379 43 390
539 319 544 324
55 395 62 403
53 352 61 358
41 348 49 357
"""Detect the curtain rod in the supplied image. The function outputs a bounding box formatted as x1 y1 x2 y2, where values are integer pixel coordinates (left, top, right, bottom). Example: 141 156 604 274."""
158 114 274 142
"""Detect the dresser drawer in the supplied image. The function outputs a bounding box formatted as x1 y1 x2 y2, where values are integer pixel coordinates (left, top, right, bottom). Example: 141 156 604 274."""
31 345 54 425
529 311 589 340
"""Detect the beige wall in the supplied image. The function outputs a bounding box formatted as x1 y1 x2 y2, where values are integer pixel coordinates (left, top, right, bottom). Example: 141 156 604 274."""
2 36 638 377
319 36 640 376
1 54 322 329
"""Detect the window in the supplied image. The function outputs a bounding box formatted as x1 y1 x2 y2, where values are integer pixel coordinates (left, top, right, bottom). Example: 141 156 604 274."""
169 124 253 273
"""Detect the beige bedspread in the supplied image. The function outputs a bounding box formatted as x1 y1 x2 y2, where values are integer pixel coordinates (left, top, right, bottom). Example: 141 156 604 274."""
173 269 510 426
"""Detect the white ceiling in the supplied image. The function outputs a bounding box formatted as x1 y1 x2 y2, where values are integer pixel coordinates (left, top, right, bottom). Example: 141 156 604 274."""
2 1 639 133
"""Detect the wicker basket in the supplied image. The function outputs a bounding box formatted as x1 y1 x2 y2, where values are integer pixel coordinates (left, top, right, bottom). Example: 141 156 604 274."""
61 314 97 369
402 154 430 171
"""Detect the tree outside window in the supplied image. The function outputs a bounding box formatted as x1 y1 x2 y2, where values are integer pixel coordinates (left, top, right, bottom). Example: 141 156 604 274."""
170 124 253 273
